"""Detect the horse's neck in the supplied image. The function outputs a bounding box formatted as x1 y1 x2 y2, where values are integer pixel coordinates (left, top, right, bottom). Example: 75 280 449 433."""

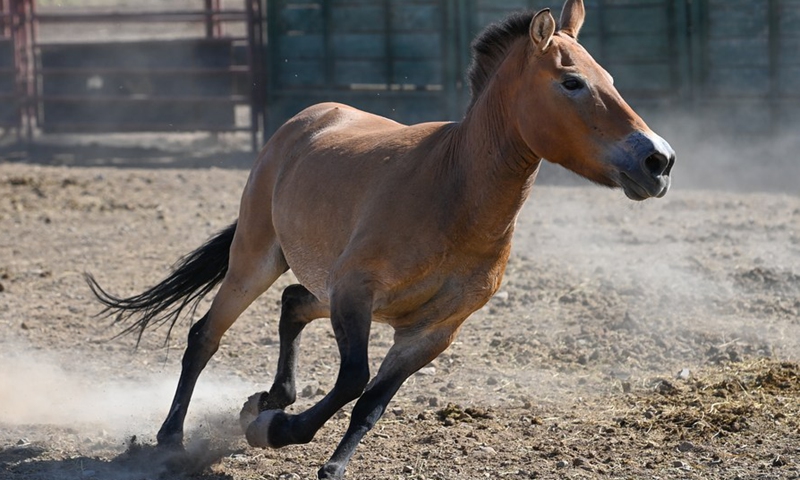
442 80 541 248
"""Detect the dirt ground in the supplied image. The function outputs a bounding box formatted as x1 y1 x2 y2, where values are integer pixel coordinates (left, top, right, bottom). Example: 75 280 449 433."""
0 157 798 480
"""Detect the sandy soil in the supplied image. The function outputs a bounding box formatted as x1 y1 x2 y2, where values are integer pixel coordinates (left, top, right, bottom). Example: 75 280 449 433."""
0 161 798 480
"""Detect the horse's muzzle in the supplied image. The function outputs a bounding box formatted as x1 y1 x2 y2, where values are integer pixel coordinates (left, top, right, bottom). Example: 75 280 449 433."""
615 131 675 201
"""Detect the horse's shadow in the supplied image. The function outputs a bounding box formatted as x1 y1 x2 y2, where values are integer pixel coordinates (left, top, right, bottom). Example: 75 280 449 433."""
1 436 242 479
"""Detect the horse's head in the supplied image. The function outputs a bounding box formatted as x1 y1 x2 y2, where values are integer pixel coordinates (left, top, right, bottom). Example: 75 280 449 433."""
517 0 675 200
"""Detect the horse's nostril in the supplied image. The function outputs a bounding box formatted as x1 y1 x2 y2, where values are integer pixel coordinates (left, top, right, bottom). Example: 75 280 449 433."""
644 153 669 177
664 155 675 176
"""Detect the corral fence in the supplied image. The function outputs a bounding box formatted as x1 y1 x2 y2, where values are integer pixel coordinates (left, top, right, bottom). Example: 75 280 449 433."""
265 0 800 138
0 1 796 150
1 0 264 149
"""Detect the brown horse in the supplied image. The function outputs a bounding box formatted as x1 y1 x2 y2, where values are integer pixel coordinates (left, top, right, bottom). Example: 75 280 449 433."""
87 1 674 478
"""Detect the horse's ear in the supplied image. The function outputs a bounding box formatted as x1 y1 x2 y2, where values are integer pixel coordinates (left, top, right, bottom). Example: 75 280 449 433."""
529 9 556 52
559 0 585 38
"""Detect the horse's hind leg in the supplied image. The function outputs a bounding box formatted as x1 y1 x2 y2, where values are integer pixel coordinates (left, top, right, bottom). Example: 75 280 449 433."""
157 241 287 448
240 284 328 429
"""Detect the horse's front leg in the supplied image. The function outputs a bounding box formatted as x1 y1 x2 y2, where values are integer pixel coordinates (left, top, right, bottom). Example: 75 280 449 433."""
318 325 456 479
245 277 373 448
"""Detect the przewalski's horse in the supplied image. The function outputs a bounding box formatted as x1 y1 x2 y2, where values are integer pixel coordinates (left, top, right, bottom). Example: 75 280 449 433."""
87 1 674 478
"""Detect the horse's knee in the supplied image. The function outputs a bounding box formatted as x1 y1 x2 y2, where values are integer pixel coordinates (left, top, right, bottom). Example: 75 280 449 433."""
265 380 296 410
280 284 325 325
281 283 312 305
336 361 370 402
183 314 219 368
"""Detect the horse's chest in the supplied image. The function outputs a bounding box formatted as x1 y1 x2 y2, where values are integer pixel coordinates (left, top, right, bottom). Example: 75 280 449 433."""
373 257 506 329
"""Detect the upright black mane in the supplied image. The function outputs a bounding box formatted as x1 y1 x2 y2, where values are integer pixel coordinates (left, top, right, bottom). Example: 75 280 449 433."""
467 11 537 109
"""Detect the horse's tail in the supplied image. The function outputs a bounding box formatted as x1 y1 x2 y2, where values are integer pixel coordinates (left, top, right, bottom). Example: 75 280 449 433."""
85 221 237 344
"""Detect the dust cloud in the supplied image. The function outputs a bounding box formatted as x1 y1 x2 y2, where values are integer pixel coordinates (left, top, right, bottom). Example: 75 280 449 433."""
504 108 800 386
0 342 255 442
645 110 800 195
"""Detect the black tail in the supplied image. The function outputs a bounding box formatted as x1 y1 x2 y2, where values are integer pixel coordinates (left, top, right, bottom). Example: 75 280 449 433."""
86 221 237 344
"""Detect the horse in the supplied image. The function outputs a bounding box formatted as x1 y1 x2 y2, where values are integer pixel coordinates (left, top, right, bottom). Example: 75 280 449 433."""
86 1 675 478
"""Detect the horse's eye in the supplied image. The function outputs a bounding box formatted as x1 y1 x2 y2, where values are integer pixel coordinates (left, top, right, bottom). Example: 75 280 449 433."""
562 78 584 91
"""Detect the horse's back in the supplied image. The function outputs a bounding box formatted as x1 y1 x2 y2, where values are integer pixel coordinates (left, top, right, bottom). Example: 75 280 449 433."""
261 102 450 213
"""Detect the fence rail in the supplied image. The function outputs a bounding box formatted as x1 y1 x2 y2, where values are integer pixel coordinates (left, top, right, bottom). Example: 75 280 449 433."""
0 0 265 149
0 1 795 148
263 0 800 138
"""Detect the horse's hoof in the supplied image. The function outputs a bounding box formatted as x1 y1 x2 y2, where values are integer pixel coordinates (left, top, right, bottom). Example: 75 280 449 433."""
155 432 185 452
245 409 281 448
318 463 345 479
239 391 267 433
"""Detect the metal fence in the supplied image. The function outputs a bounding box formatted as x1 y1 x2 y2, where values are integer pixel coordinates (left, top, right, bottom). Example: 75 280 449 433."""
263 0 800 137
1 0 265 149
1 1 795 146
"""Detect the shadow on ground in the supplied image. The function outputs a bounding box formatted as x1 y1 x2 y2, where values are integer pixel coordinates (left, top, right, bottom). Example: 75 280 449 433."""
0 436 240 480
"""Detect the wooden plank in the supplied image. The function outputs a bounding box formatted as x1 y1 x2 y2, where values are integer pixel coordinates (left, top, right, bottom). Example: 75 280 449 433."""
779 2 800 32
330 5 386 33
707 3 768 38
779 38 800 66
603 6 668 34
40 72 235 97
391 4 441 31
605 63 673 92
39 40 234 69
705 66 770 96
391 33 442 59
0 39 13 68
707 38 769 67
332 33 387 59
277 34 325 59
603 33 669 60
277 59 326 87
333 60 387 85
41 100 235 132
475 0 528 10
605 0 665 5
777 66 800 95
0 40 14 99
393 59 443 84
279 3 324 33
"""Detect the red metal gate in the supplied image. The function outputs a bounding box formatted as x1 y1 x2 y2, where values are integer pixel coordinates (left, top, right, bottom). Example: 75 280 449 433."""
0 0 33 140
1 0 264 150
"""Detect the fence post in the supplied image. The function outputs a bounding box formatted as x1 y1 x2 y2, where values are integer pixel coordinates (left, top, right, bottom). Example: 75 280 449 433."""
767 0 779 135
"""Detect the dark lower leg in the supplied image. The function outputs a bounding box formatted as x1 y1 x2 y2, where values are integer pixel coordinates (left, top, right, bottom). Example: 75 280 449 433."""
247 288 372 448
156 314 218 447
317 376 404 479
260 284 321 411
318 331 454 479
256 356 370 447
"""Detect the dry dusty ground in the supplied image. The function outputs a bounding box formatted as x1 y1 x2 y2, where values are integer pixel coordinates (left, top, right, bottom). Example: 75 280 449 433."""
0 160 798 480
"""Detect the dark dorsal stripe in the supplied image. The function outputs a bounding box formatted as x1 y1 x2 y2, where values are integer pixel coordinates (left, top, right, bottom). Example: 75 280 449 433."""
467 11 536 109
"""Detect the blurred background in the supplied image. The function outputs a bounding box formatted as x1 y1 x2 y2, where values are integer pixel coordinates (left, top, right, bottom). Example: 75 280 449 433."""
0 0 798 191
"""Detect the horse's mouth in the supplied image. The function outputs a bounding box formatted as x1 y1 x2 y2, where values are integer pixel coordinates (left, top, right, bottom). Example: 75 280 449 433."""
619 172 670 201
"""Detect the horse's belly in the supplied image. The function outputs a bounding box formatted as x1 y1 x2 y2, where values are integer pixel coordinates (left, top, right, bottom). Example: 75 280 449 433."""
279 239 336 304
